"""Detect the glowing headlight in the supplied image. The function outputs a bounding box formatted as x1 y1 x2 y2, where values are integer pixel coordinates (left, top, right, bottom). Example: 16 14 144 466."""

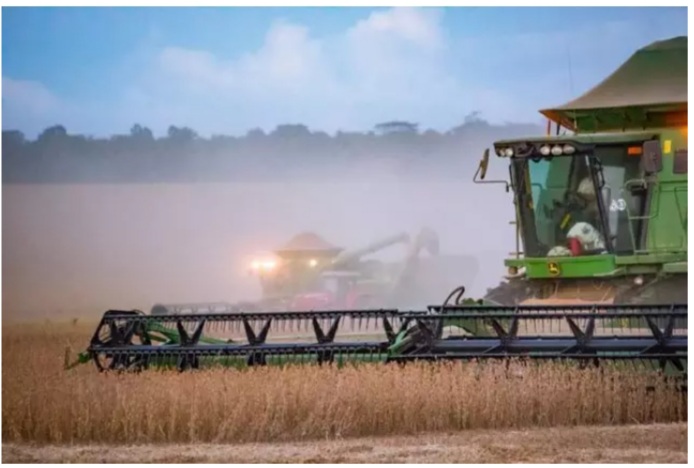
503 147 514 157
562 144 576 155
308 258 318 268
551 145 563 156
251 259 277 271
539 145 551 156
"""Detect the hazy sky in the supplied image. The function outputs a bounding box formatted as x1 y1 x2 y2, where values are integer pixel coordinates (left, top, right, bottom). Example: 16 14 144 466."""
2 6 688 138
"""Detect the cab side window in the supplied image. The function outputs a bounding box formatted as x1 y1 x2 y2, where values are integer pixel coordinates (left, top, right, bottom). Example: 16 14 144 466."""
597 145 644 254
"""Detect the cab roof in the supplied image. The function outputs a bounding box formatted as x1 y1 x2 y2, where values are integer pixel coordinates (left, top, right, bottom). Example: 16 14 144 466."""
540 36 687 132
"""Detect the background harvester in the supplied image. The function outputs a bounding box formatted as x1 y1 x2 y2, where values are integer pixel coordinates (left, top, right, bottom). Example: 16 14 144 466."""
151 228 479 314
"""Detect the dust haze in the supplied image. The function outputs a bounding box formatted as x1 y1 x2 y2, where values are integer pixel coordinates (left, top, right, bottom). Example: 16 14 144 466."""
2 155 517 320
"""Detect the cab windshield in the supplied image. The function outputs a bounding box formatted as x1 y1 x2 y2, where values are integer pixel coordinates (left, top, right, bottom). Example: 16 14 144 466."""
512 144 647 258
512 154 607 258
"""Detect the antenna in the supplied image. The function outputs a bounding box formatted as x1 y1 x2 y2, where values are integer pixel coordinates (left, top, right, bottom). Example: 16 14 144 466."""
566 39 575 97
565 38 578 133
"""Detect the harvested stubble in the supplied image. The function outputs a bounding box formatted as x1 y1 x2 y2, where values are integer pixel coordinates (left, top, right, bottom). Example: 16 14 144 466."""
2 321 687 444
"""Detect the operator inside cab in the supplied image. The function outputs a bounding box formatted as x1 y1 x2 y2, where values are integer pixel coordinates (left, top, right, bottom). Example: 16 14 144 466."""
547 176 606 257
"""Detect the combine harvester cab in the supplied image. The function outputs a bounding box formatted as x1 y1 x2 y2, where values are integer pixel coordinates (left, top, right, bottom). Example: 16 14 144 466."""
71 37 687 378
476 36 688 308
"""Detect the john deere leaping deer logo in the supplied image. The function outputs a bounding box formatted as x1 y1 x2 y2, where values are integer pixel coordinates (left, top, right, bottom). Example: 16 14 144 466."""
548 262 561 276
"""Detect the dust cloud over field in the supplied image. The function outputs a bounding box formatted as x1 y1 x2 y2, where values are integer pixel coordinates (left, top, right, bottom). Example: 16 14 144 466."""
2 169 515 319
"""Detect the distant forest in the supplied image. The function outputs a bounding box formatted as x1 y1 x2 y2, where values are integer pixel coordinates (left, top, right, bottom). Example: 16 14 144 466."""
2 114 542 183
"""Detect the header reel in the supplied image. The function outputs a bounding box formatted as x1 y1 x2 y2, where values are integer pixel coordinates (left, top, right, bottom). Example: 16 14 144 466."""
71 287 688 377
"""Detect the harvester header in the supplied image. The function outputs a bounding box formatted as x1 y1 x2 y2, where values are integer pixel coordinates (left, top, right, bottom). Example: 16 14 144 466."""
76 295 687 375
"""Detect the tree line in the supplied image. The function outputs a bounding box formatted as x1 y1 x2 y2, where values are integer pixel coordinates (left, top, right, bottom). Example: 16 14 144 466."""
2 114 542 183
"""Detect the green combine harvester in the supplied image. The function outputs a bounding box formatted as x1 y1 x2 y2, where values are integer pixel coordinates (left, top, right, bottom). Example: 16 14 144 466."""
70 36 688 377
479 36 688 308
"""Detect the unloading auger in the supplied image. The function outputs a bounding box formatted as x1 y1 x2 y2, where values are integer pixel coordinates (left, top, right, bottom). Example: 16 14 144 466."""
69 286 687 376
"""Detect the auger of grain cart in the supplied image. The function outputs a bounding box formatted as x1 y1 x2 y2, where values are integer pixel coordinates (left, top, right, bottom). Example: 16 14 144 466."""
71 36 688 376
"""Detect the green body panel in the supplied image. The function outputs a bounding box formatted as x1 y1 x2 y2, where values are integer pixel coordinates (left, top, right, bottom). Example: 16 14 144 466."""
505 255 617 279
643 128 688 255
663 262 687 274
506 252 689 278
614 253 687 265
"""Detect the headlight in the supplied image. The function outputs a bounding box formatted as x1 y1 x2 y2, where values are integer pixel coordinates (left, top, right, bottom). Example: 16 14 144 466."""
551 145 563 156
562 144 576 155
503 147 514 157
308 258 318 268
251 259 277 271
539 145 551 156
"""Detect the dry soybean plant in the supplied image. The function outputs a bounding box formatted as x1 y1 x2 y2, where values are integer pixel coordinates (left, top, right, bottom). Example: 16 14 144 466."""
2 322 687 444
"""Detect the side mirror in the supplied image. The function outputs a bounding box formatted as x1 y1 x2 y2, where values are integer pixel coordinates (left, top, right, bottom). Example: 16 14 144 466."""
473 147 509 192
478 148 490 180
641 140 663 173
